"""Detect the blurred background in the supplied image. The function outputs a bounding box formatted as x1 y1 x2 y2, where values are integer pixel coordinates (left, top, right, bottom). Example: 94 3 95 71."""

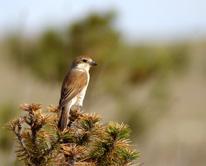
0 1 206 165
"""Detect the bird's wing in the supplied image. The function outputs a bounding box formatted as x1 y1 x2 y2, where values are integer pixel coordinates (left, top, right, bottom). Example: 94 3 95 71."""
59 69 88 109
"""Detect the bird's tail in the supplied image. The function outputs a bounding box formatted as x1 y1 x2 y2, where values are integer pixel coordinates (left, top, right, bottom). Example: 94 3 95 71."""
58 107 68 131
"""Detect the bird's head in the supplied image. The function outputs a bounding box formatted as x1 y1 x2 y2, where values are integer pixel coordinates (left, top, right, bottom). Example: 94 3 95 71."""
72 56 97 71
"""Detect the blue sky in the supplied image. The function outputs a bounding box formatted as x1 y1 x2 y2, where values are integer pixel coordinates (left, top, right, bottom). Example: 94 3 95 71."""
0 0 206 40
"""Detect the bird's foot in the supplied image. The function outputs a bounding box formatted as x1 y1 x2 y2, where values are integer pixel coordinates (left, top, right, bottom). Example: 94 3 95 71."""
68 105 82 127
70 105 82 113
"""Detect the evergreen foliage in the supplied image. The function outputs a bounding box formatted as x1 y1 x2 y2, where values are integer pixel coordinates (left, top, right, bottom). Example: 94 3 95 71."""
8 104 138 166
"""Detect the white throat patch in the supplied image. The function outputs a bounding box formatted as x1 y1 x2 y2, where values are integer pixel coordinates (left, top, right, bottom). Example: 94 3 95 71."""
76 63 90 72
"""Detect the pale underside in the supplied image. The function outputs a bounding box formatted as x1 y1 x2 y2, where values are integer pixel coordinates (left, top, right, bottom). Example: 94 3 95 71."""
65 67 90 115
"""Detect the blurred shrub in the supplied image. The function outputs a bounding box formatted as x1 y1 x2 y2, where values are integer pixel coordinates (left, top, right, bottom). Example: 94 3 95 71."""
0 103 17 151
126 44 190 84
7 11 119 81
6 11 189 85
119 106 147 139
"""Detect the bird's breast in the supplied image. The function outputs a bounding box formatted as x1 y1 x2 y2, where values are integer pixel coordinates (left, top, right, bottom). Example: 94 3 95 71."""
76 69 90 106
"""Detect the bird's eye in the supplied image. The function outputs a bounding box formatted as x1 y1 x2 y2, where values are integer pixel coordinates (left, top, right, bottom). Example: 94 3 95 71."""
83 59 87 62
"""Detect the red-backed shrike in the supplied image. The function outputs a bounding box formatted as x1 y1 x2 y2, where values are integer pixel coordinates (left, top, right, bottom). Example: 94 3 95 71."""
58 56 97 131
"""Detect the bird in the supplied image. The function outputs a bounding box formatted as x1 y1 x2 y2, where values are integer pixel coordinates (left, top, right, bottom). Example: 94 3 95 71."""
58 56 97 131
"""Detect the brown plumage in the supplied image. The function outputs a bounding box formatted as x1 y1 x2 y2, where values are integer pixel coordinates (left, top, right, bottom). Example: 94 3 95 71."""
58 69 87 130
58 56 97 131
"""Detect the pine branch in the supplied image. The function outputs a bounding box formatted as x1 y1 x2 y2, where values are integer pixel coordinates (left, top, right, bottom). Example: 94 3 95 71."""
8 103 139 166
9 118 31 165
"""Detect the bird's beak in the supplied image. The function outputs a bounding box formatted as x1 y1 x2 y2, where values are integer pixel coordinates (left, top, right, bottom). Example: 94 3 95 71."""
90 60 97 66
